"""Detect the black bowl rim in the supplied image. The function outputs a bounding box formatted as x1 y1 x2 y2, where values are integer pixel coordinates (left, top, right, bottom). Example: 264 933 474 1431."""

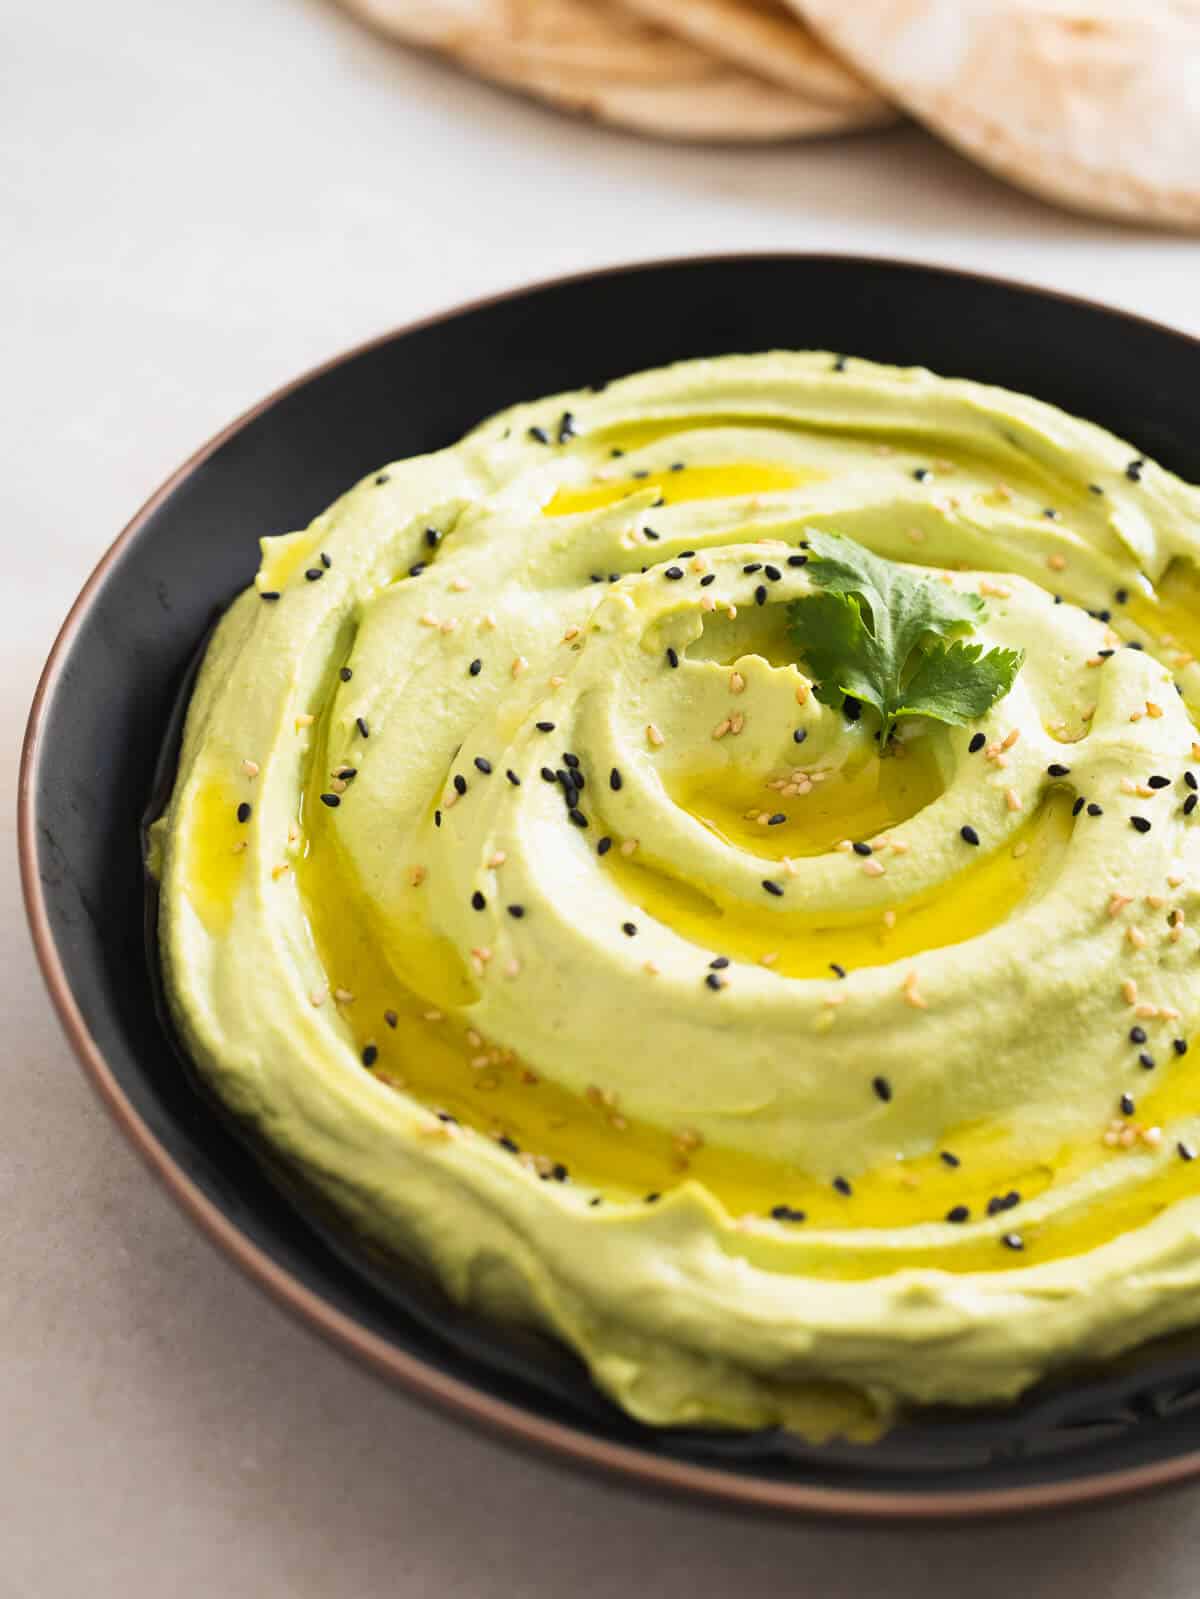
19 250 1200 1523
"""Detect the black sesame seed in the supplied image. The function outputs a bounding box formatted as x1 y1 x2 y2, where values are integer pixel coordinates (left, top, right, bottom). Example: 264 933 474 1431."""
1072 797 1086 817
1115 587 1128 603
644 1192 660 1204
375 473 389 486
1047 763 1070 777
356 716 370 739
361 1044 378 1067
1131 816 1152 833
709 956 730 970
608 574 620 583
1043 508 1060 520
622 922 637 937
1131 1026 1147 1044
1148 775 1170 789
498 1136 520 1154
453 774 468 795
610 447 624 458
830 963 847 979
540 766 556 783
471 891 486 910
319 793 340 808
793 728 808 745
425 527 441 549
1002 1233 1024 1251
562 752 580 769
872 1076 892 1103
764 565 782 582
832 355 848 373
320 551 331 569
1121 1093 1136 1116
568 808 588 828
767 812 786 826
528 425 549 444
770 1204 807 1222
705 972 724 990
552 1163 568 1182
762 879 784 897
1174 1038 1188 1056
1097 649 1114 658
940 1151 961 1168
1126 458 1145 482
1186 772 1198 792
1186 794 1199 817
852 841 872 857
664 566 684 581
236 802 251 823
946 1205 969 1224
643 527 660 541
833 1176 853 1197
597 836 612 855
699 573 715 587
1180 1142 1197 1162
969 732 987 753
1089 483 1104 495
409 563 426 577
434 810 441 827
305 567 324 581
1139 1052 1156 1071
787 554 808 568
474 757 492 775
469 658 482 677
743 562 762 575
339 666 353 682
632 470 648 480
960 824 980 846
557 411 576 444
754 585 767 606
259 590 281 601
435 1112 456 1124
670 461 684 472
384 1010 397 1028
506 769 520 786
1087 803 1103 817
507 904 525 918
913 467 932 483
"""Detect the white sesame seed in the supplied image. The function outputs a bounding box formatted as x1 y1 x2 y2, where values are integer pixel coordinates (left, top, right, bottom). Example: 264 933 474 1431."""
241 759 260 778
646 722 664 747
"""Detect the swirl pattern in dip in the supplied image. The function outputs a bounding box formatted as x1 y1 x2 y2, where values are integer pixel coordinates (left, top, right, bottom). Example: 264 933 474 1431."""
155 353 1200 1436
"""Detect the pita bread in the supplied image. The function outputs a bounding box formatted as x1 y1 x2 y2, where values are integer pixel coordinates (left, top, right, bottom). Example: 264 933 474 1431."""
790 0 1200 228
616 0 894 123
337 0 897 140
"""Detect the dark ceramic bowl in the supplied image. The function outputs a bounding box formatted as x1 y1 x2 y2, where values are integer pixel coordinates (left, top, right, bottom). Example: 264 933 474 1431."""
20 255 1200 1520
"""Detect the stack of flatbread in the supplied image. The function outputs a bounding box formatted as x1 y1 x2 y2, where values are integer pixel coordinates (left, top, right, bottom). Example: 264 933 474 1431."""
338 0 1200 228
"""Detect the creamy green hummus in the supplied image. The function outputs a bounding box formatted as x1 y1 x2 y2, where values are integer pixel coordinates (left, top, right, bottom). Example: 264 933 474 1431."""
155 352 1200 1437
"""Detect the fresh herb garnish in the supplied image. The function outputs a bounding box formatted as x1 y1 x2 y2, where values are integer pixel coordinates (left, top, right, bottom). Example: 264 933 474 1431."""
787 531 1023 747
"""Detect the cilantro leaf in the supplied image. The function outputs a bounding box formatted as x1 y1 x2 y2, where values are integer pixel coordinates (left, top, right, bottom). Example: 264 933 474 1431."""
788 530 1024 745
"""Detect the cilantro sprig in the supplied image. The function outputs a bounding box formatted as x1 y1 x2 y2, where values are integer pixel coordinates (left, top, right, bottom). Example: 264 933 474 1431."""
787 531 1024 748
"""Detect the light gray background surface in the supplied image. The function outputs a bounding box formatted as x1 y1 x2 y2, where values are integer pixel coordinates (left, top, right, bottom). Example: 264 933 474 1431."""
6 2 1200 1593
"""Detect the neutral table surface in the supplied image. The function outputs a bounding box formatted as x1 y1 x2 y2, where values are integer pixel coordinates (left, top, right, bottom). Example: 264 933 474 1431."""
6 2 1200 1594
